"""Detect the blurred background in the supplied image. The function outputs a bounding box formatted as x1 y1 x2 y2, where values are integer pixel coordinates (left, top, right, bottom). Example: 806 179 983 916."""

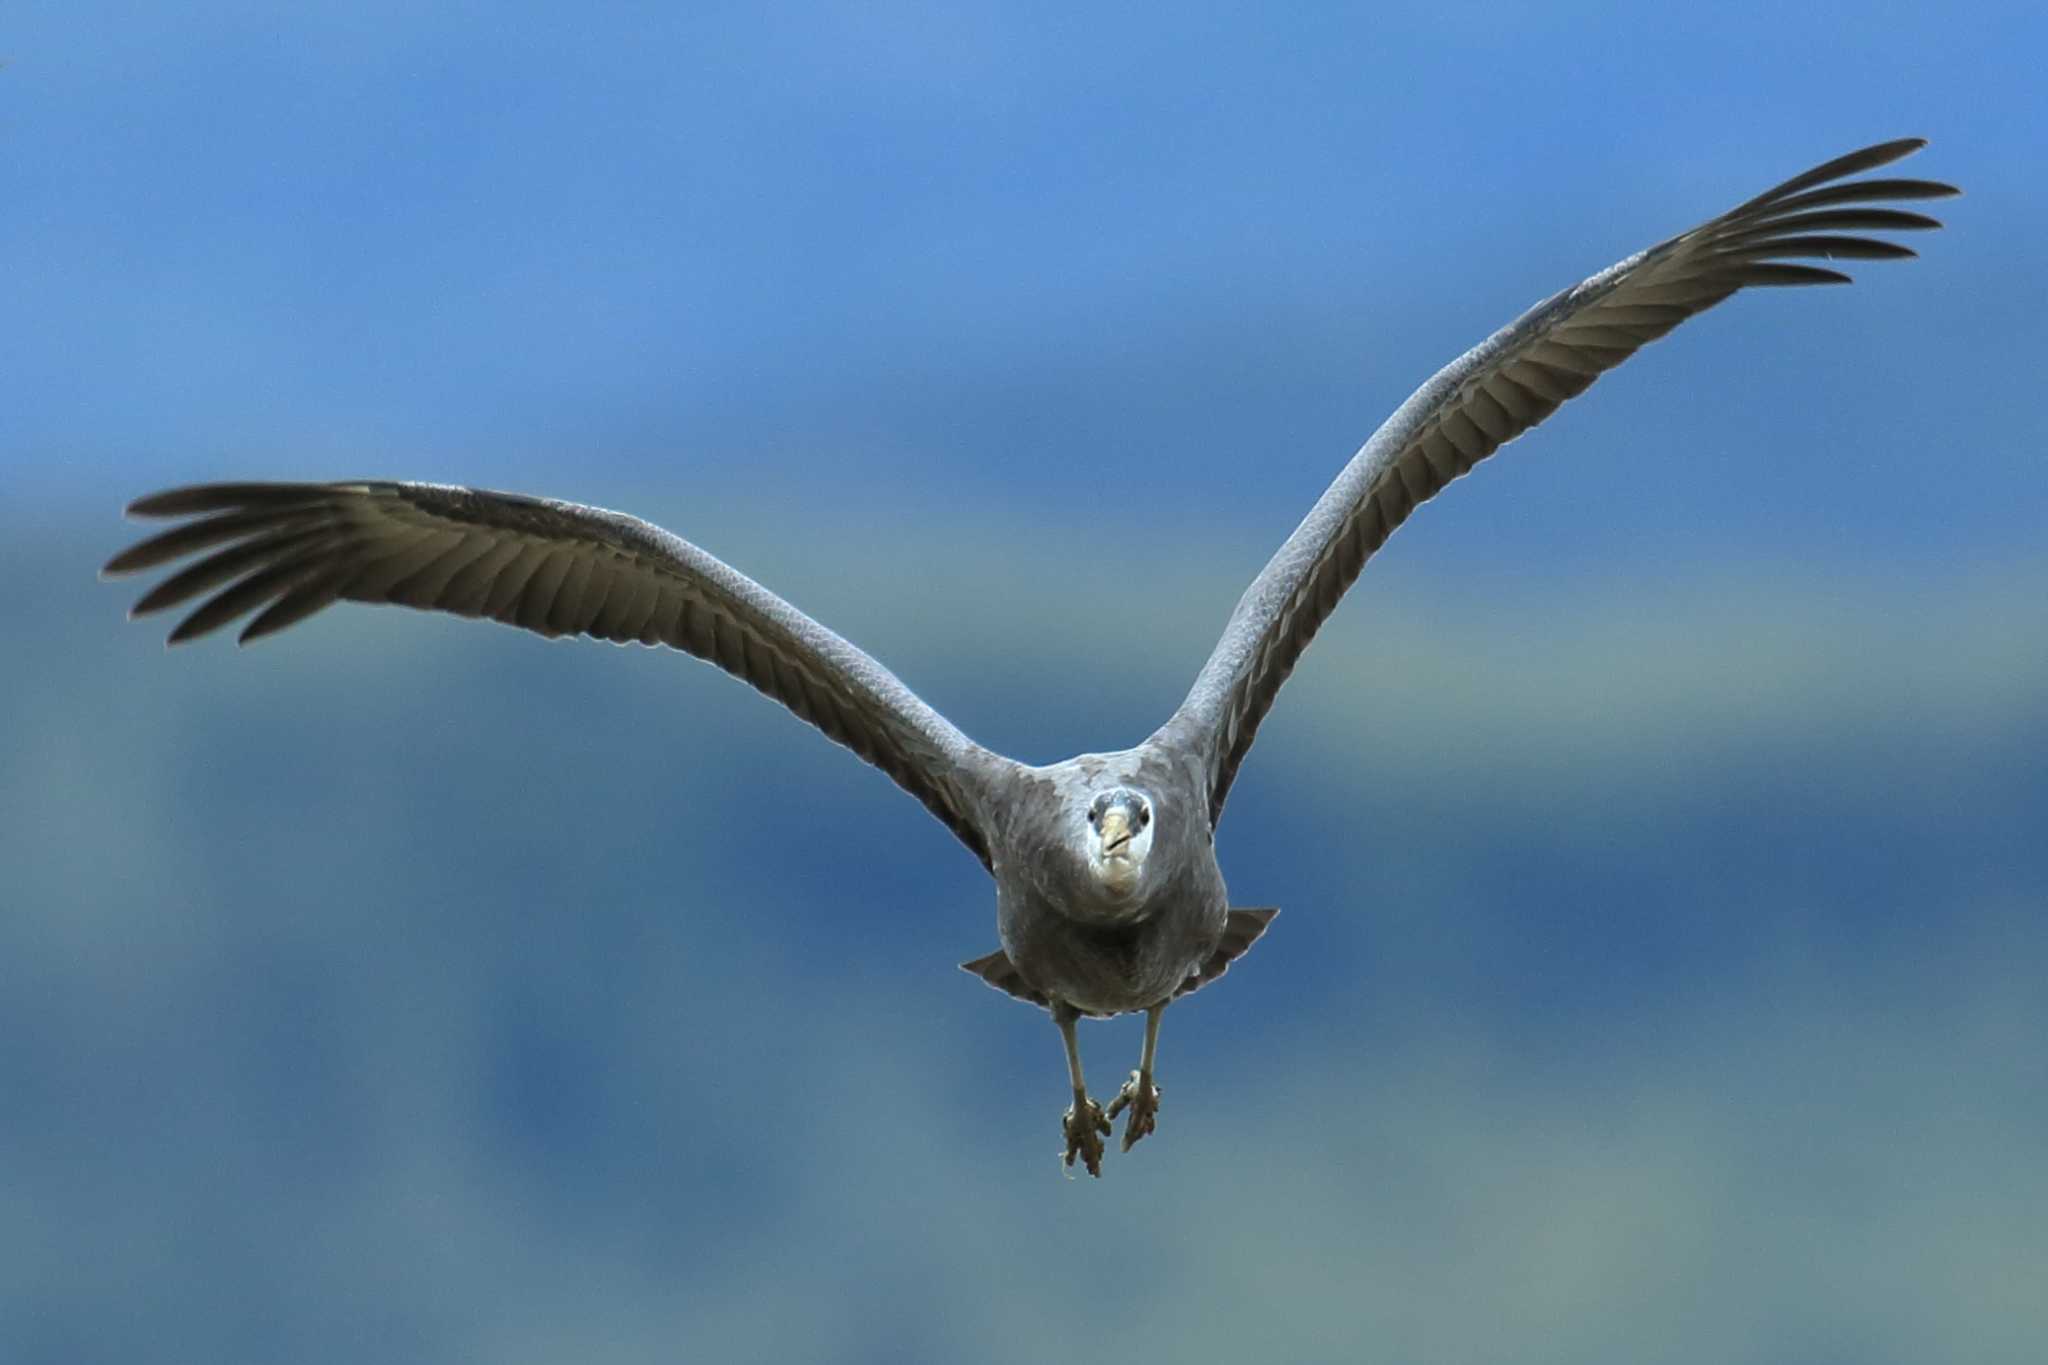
6 2 2046 1361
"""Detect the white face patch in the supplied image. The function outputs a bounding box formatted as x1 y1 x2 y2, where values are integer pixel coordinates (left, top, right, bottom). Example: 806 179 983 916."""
1085 790 1154 899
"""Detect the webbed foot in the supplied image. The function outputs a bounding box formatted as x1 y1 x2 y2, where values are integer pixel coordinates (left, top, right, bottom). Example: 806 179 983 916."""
1062 1095 1111 1177
1105 1069 1161 1152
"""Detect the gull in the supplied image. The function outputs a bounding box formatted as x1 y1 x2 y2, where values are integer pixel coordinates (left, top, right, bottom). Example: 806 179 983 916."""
105 139 1955 1176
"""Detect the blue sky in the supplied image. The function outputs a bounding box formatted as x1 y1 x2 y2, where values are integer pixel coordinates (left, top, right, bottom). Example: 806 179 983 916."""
6 3 2047 1362
8 1 2044 566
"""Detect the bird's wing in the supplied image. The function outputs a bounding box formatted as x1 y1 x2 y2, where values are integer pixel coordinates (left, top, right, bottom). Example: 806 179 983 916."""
105 480 1004 867
1165 138 1956 827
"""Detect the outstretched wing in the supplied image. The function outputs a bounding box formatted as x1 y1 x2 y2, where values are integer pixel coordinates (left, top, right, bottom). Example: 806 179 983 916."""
1165 138 1957 827
104 480 1004 867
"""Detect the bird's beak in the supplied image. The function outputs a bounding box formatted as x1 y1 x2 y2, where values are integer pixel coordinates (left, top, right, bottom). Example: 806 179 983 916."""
1099 806 1133 857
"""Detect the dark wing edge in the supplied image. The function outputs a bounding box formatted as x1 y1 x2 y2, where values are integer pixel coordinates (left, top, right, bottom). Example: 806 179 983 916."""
103 480 1003 868
1162 138 1957 826
958 948 1052 1010
1172 907 1278 1000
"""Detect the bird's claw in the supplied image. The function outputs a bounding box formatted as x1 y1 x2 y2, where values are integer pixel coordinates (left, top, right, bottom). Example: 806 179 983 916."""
1105 1069 1161 1152
1061 1097 1111 1177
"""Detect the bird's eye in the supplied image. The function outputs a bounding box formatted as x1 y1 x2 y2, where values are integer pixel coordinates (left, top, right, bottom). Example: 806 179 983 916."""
1135 806 1151 830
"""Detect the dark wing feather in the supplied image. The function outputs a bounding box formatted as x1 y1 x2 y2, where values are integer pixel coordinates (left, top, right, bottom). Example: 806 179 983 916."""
1164 139 1957 826
105 481 1004 867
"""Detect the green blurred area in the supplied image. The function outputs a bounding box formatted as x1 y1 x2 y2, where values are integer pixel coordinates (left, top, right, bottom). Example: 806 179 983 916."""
8 518 2044 1363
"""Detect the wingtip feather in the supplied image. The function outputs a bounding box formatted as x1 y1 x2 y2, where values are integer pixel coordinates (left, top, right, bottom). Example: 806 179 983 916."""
1728 139 1954 220
165 615 213 645
124 483 330 518
1842 136 1929 171
125 487 212 518
102 542 169 577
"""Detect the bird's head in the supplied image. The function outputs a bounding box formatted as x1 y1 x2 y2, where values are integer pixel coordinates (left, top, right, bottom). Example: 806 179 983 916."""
1082 786 1155 901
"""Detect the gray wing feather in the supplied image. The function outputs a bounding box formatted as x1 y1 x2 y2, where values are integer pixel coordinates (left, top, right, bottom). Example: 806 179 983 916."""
1166 139 1957 826
105 480 1003 867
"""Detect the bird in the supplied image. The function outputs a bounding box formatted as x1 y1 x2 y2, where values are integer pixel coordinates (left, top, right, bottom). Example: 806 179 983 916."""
105 139 1955 1176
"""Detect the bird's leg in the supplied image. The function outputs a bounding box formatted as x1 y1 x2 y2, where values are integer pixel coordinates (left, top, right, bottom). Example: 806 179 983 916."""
1055 1003 1110 1177
1105 1003 1165 1152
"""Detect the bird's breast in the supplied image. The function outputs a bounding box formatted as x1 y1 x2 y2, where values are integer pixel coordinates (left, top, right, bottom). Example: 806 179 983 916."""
997 887 1225 1017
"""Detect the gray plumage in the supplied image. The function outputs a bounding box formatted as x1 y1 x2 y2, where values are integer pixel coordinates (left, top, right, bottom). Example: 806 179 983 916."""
105 139 1955 1176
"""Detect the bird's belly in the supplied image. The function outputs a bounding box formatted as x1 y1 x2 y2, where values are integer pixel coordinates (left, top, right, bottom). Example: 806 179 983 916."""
1002 904 1221 1017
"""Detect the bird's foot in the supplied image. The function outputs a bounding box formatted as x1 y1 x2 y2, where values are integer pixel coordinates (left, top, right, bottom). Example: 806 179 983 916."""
1105 1069 1162 1152
1061 1096 1111 1177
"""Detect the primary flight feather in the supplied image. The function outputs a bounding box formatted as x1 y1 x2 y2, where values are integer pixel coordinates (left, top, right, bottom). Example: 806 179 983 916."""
107 139 1955 1176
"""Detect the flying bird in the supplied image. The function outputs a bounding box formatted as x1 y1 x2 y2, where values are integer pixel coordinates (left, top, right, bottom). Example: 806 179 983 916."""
106 139 1955 1176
